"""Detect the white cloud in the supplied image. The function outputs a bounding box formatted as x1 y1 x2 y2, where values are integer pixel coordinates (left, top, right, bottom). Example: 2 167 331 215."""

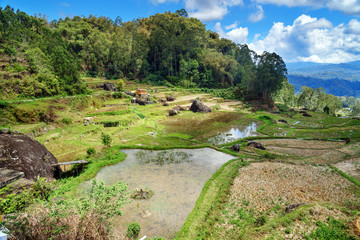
185 0 243 21
249 15 360 63
254 0 360 16
215 22 248 43
225 22 238 30
347 19 360 34
248 5 264 22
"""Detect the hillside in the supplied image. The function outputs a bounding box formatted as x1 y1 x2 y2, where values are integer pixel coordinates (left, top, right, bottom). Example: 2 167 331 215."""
287 61 360 82
0 6 286 101
287 74 360 97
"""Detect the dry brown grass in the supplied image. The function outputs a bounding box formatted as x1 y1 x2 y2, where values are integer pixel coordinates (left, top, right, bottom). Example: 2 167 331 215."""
230 162 358 211
5 205 121 240
335 157 360 182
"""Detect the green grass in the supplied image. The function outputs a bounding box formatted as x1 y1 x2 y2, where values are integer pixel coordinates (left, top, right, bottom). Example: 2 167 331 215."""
176 159 249 240
54 146 127 196
85 109 131 117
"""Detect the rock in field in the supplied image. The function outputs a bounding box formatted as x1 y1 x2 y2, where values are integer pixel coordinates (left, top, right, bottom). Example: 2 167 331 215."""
189 100 211 113
247 141 266 150
0 130 59 179
168 109 178 116
231 144 241 152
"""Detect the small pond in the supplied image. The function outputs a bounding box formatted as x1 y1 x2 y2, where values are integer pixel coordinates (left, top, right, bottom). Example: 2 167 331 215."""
82 148 236 238
208 122 258 145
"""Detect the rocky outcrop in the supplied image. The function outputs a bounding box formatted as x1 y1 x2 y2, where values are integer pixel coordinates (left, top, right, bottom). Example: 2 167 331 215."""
278 119 288 124
103 83 117 91
247 141 266 150
230 144 240 152
0 130 58 179
168 109 178 116
189 100 211 113
166 95 176 102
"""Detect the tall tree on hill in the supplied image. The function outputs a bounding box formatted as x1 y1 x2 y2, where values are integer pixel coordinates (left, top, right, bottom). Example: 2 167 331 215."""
254 51 287 99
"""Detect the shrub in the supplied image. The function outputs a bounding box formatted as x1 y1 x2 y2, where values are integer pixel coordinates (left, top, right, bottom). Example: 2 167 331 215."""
101 132 112 147
2 179 128 240
0 100 9 109
61 117 72 125
116 79 125 91
112 92 124 99
127 222 141 239
86 147 96 157
144 74 165 85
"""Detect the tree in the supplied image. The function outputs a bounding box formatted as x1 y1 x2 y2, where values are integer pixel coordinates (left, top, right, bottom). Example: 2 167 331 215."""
254 52 287 99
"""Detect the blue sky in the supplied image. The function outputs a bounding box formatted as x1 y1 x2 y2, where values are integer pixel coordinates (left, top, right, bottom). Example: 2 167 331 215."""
1 0 360 64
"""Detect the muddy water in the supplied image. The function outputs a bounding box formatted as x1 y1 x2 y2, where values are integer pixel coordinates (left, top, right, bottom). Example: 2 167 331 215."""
87 148 235 238
208 122 258 145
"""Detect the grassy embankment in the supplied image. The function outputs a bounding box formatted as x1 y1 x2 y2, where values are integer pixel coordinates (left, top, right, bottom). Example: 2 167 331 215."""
1 79 360 239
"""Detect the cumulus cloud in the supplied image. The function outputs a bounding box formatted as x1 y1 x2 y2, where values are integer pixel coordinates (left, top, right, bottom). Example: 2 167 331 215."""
185 0 244 21
225 22 238 30
248 5 264 22
254 0 360 16
215 22 248 43
249 14 360 63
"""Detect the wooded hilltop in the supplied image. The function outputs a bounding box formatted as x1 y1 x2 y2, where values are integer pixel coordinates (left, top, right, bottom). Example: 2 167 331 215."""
0 6 343 114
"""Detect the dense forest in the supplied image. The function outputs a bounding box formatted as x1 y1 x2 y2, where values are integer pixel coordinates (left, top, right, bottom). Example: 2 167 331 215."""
0 6 347 115
0 6 286 98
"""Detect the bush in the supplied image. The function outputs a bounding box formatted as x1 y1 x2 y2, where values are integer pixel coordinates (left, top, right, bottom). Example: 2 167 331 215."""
101 132 112 147
116 79 125 91
86 147 96 157
127 222 141 239
0 100 9 109
112 92 124 99
61 117 72 125
144 74 165 85
2 179 128 240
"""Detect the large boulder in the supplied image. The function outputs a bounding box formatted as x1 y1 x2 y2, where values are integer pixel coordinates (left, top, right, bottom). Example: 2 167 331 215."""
189 100 212 113
166 95 176 102
230 144 241 152
247 141 266 150
0 130 58 179
168 109 178 116
103 83 117 91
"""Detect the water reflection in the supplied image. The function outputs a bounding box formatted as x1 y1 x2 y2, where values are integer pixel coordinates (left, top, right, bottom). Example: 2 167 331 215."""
81 148 235 238
136 150 193 165
208 122 258 144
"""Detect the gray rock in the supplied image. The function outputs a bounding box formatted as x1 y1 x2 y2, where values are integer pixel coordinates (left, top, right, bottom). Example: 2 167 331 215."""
168 109 178 116
189 100 212 113
166 95 176 101
0 134 59 179
104 83 117 91
230 144 240 152
247 141 266 150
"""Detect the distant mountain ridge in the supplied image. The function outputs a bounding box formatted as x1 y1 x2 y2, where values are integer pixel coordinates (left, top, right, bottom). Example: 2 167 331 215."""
286 61 360 97
287 61 360 82
287 75 360 97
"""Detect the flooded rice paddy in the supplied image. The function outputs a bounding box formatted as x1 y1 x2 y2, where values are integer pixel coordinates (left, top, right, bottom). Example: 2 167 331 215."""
84 148 236 238
208 122 258 144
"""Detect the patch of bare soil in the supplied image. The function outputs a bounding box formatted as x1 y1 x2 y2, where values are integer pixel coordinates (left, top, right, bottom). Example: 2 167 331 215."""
259 139 350 164
335 158 360 181
212 162 359 239
259 139 344 149
231 162 358 212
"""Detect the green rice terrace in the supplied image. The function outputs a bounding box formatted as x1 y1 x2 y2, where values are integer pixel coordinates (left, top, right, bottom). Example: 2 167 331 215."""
1 78 359 240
